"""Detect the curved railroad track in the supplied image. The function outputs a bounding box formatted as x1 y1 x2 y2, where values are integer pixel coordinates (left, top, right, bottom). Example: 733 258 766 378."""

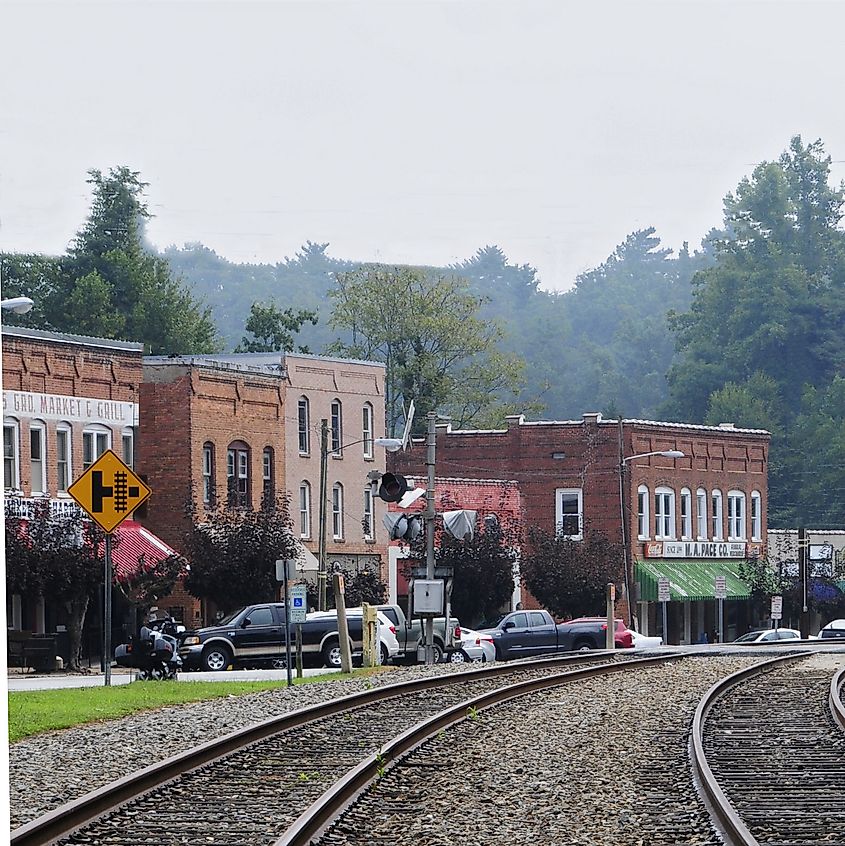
691 651 845 846
12 651 656 846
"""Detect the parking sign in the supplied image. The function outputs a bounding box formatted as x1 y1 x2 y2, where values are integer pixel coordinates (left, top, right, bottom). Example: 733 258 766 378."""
289 585 307 623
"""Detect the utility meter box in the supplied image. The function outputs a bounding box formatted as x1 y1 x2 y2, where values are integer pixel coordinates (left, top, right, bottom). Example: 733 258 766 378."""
413 579 444 615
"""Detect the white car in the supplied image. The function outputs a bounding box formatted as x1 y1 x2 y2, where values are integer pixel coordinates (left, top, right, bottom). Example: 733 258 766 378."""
448 626 496 663
818 619 845 640
308 609 400 664
732 627 804 643
630 630 663 649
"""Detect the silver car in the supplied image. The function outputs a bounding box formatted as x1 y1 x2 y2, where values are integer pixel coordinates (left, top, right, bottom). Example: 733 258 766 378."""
448 626 496 663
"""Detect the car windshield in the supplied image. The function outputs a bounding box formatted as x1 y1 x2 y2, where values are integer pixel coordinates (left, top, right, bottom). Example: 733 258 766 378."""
214 608 245 627
733 631 765 642
478 614 507 629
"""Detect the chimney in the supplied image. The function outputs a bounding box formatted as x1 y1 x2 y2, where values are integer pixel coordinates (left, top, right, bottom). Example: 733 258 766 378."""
583 412 603 425
718 422 735 430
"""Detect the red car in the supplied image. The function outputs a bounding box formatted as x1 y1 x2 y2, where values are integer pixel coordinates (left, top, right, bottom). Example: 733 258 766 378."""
567 617 634 649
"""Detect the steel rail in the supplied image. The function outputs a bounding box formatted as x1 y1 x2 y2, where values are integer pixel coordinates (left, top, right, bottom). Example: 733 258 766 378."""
10 650 626 846
689 652 807 846
830 664 845 733
275 654 680 846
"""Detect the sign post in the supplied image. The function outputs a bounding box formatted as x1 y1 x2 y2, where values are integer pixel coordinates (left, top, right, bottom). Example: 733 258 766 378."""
276 560 301 687
289 583 306 681
657 577 670 644
771 594 783 628
68 450 151 686
606 583 616 650
714 576 727 644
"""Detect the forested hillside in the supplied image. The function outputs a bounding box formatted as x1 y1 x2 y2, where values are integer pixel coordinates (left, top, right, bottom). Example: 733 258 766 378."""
5 136 845 524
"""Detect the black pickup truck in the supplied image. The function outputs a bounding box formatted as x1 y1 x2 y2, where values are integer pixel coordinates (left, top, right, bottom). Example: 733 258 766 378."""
477 610 629 660
179 602 368 671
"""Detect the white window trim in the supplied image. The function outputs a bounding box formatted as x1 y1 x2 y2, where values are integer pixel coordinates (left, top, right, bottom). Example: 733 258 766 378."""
299 481 311 539
83 425 111 471
712 490 723 541
696 488 707 541
4 417 21 493
331 400 343 457
202 444 214 505
362 404 374 459
332 482 344 539
680 488 692 540
727 490 746 541
750 490 762 541
654 486 676 540
29 420 47 496
298 397 310 455
637 484 650 540
555 488 583 540
121 427 134 469
56 424 72 496
363 487 374 539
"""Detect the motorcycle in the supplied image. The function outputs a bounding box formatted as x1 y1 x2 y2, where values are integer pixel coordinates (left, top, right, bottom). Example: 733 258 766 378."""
114 614 184 680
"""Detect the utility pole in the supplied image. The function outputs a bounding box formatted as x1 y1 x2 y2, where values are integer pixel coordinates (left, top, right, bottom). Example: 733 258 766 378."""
424 410 436 666
317 419 329 612
798 526 809 639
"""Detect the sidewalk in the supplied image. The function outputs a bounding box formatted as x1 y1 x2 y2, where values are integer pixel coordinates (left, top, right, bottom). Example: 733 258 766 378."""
7 666 340 692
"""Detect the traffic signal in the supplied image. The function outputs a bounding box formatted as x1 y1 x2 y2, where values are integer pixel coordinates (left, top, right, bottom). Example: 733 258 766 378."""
377 472 409 503
382 512 423 541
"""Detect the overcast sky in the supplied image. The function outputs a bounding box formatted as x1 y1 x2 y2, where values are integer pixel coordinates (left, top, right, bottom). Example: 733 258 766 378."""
3 0 845 292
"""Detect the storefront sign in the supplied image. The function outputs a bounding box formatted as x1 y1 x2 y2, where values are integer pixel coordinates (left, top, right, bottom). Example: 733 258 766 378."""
644 541 747 559
3 390 138 426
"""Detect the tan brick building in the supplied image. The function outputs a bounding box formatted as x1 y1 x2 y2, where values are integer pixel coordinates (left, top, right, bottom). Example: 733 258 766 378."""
390 412 770 644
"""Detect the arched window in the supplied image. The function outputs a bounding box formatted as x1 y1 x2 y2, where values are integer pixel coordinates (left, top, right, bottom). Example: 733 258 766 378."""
750 491 762 541
297 397 310 454
637 484 650 539
332 483 344 539
680 488 692 540
29 419 46 495
83 424 111 471
262 447 274 506
56 423 72 494
727 490 746 540
4 417 20 492
330 399 343 455
654 486 676 539
202 443 215 506
299 481 311 538
711 489 723 541
696 488 707 540
227 440 250 507
362 403 374 459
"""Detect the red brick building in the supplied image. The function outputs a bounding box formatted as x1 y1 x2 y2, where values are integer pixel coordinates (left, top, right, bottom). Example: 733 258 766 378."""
389 412 770 643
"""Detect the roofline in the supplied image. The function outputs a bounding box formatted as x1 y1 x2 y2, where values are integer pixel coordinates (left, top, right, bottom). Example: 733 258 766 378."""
2 325 144 353
143 355 285 378
282 351 386 370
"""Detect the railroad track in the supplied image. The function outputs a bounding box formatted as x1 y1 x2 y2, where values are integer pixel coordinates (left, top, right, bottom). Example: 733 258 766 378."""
12 651 660 846
691 652 845 846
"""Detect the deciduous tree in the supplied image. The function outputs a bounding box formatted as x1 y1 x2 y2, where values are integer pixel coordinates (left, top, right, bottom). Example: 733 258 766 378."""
235 301 318 353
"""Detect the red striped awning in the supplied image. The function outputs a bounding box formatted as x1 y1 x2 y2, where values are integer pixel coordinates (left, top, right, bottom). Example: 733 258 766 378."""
110 520 181 581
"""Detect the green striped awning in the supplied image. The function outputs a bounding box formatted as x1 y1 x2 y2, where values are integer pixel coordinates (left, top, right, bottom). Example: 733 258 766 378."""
636 559 751 602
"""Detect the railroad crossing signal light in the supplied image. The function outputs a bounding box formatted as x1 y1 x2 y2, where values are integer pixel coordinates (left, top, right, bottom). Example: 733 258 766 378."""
382 512 423 541
377 472 409 503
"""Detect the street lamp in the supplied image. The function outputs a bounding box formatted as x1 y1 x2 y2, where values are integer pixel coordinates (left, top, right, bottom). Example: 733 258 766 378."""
618 449 685 630
1 297 34 315
316 420 403 611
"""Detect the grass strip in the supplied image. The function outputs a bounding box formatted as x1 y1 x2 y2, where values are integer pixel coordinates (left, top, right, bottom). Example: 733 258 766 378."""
8 667 389 743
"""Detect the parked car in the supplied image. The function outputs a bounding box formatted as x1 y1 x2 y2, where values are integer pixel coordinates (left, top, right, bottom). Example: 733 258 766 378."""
818 619 845 640
309 608 400 664
448 627 496 663
629 630 663 649
376 603 461 663
567 617 634 649
732 627 803 643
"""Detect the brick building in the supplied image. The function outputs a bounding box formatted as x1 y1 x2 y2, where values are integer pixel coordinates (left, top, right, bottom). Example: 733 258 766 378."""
389 412 770 644
2 327 179 653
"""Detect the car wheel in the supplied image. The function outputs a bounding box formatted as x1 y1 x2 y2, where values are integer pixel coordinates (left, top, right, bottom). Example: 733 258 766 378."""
573 638 594 652
449 649 470 664
380 644 389 665
432 643 444 664
322 639 342 669
201 645 232 672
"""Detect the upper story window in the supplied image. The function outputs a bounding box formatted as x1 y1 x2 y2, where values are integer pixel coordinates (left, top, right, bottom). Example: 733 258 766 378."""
299 481 311 539
680 488 692 540
3 418 20 492
56 424 72 494
711 489 724 541
330 400 343 456
262 447 274 507
298 397 310 454
121 428 134 469
727 490 746 540
750 491 762 541
332 482 344 539
227 441 250 508
29 420 46 495
555 488 582 540
83 426 111 471
363 486 374 539
637 485 650 539
654 487 675 539
202 443 215 506
362 403 374 459
696 488 707 541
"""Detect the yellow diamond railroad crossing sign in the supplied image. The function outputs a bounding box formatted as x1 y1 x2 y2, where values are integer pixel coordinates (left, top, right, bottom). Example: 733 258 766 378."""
68 450 152 534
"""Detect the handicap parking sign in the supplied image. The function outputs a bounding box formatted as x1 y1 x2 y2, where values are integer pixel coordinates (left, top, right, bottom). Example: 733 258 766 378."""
289 585 307 623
